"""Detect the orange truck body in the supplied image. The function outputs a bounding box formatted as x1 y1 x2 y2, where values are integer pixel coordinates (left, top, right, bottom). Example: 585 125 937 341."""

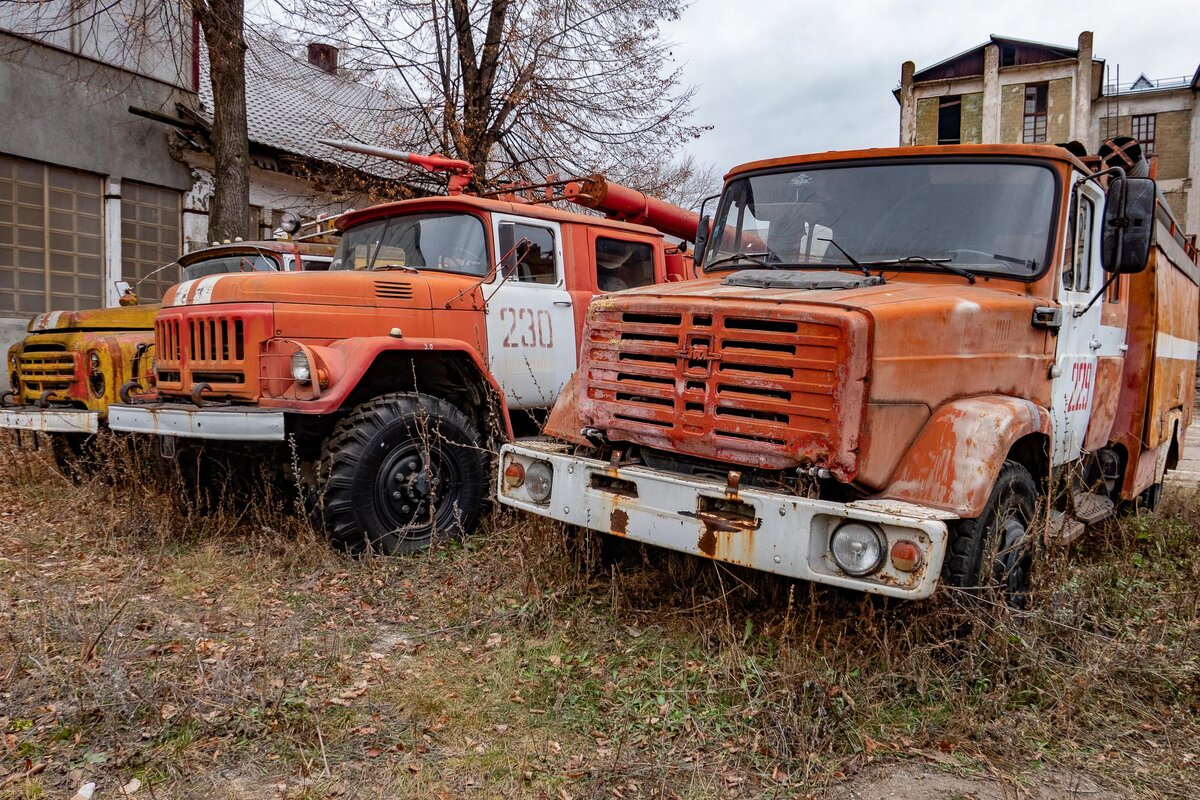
498 142 1199 599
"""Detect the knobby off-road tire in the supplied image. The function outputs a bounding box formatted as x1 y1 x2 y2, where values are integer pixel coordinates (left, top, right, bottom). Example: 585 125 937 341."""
316 392 489 556
942 460 1038 608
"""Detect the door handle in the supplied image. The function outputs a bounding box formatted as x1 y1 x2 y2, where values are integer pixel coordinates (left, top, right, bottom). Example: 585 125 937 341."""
553 300 573 307
1089 338 1102 351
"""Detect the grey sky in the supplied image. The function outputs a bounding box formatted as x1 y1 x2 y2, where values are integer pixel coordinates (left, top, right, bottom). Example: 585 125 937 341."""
666 0 1200 172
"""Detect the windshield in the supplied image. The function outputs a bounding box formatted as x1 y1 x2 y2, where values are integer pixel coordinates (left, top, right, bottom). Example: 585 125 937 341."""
182 254 279 280
331 213 488 275
705 160 1058 279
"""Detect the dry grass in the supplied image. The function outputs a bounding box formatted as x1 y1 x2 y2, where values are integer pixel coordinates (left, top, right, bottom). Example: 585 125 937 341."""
1 432 1198 799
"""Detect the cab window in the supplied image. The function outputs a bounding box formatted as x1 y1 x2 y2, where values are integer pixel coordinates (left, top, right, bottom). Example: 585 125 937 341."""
1071 195 1095 292
511 224 557 285
596 237 655 291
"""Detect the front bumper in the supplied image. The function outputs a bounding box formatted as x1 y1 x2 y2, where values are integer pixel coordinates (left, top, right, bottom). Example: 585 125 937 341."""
0 407 99 434
499 441 955 600
108 403 285 441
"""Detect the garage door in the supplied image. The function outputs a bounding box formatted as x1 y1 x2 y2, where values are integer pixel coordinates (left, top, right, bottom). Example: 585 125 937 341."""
0 154 104 314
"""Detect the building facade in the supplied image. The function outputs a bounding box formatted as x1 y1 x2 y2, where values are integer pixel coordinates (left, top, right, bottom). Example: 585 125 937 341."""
0 1 404 387
896 32 1200 234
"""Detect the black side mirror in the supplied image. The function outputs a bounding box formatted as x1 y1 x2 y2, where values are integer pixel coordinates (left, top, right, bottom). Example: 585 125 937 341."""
1101 176 1155 274
693 214 711 268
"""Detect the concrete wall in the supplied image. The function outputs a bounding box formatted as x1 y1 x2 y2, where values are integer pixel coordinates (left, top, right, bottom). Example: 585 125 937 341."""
1000 84 1025 143
1047 77 1073 143
961 92 983 144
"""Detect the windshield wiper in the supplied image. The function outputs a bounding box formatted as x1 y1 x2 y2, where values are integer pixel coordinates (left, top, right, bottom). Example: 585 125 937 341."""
861 256 976 284
705 252 774 271
377 263 420 273
816 238 871 276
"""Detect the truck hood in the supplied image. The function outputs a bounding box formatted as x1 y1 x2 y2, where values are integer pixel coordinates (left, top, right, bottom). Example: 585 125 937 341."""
162 270 436 309
29 304 160 333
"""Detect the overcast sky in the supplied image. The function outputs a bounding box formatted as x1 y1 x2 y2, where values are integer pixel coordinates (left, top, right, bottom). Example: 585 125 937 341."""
665 0 1200 172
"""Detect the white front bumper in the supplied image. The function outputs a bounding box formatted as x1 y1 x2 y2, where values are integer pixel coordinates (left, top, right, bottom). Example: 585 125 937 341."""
108 403 285 441
499 441 954 600
0 407 99 434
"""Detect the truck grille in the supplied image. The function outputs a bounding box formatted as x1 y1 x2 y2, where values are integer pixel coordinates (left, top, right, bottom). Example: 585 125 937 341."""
155 310 259 396
16 349 79 393
579 301 868 479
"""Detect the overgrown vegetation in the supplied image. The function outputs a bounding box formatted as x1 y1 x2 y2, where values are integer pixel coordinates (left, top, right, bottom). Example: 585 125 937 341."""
1 434 1197 798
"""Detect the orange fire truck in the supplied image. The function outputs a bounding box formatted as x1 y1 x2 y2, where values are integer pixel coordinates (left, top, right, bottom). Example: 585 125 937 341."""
498 138 1198 602
109 148 700 554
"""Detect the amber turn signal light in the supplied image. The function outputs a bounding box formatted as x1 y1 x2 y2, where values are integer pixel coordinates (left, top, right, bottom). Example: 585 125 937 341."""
503 460 525 489
890 540 923 573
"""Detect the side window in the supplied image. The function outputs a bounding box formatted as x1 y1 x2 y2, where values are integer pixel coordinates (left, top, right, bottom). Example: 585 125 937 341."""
1071 195 1095 292
596 237 655 292
512 224 557 284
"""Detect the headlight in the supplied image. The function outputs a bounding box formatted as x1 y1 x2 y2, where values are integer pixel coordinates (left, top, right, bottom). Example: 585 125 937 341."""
829 522 886 577
88 350 101 371
290 350 311 383
525 460 553 503
503 459 525 489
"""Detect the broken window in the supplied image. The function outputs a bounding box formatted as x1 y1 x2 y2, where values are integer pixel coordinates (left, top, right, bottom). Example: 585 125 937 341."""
937 96 962 145
1022 83 1048 143
511 224 558 285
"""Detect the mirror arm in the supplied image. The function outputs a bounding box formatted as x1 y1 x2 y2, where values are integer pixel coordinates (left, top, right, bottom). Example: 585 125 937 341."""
1076 165 1126 189
1073 271 1121 318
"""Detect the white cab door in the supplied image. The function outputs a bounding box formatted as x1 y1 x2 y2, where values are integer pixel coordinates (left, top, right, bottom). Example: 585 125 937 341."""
485 215 577 410
1050 179 1113 465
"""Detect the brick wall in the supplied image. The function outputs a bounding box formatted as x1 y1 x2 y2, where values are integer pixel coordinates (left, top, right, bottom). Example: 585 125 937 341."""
1047 78 1073 143
915 97 938 145
961 92 983 144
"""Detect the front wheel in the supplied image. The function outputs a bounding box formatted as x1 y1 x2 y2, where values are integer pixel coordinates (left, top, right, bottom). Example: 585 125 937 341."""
942 460 1039 608
316 392 489 556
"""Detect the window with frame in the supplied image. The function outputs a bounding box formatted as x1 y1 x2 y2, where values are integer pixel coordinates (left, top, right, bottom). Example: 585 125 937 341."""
937 96 962 145
1022 83 1048 143
0 155 103 313
511 224 558 285
121 181 182 301
1067 194 1095 292
1132 114 1156 154
595 237 654 291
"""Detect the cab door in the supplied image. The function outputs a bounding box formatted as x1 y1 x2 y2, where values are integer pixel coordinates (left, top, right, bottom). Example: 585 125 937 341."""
1050 179 1119 464
484 215 576 410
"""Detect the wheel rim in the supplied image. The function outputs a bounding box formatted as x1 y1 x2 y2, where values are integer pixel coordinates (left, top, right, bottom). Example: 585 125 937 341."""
993 515 1031 601
371 437 464 543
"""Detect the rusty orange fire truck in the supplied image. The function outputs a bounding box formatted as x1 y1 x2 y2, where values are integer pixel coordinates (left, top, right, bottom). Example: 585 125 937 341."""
108 147 700 554
498 138 1198 602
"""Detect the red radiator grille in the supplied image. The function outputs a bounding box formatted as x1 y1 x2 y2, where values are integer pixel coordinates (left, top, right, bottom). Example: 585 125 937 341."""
154 308 270 398
579 301 868 478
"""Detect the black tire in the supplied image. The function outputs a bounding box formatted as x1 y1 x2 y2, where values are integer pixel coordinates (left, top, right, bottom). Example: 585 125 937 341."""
942 460 1038 608
316 392 489 556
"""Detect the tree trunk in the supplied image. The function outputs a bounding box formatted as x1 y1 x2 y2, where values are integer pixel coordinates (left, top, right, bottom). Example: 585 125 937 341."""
197 0 250 242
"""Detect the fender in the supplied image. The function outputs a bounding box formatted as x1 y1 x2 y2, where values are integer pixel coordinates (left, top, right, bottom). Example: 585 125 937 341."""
879 395 1052 518
259 336 514 437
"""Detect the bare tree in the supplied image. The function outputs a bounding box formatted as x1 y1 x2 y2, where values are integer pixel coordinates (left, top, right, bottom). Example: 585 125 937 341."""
2 0 251 241
272 0 708 192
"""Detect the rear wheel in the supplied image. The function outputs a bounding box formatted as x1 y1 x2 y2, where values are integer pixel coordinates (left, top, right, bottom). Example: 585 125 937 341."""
942 460 1038 608
316 392 489 555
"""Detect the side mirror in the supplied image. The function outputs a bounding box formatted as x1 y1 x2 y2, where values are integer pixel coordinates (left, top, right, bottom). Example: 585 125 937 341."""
1101 176 1155 274
693 214 711 268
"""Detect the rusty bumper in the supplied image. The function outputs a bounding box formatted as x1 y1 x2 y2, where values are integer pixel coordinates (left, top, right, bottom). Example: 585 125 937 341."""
499 440 953 600
0 407 99 434
108 403 285 441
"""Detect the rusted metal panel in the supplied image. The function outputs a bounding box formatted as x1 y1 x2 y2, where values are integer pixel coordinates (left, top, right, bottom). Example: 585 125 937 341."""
108 403 285 440
0 409 98 434
880 395 1051 518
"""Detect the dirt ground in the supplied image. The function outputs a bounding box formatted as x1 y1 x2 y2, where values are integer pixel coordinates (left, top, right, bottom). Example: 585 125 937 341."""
2 438 1198 799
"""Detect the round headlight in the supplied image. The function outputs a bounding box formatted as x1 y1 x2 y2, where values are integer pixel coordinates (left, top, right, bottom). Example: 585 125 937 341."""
525 460 554 503
290 350 311 383
829 522 886 577
503 459 525 489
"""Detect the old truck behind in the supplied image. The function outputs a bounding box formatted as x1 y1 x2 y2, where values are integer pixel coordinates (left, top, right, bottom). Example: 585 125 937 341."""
108 152 700 555
498 139 1198 602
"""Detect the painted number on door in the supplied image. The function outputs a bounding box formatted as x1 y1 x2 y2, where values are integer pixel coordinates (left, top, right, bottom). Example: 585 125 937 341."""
500 307 554 348
1066 361 1094 413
